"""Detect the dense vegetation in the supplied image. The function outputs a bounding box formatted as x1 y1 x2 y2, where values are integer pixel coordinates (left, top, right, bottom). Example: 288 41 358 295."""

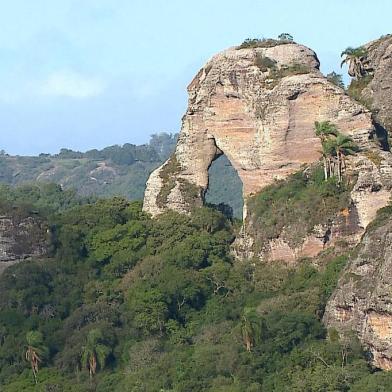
247 164 352 249
0 133 244 219
0 183 391 391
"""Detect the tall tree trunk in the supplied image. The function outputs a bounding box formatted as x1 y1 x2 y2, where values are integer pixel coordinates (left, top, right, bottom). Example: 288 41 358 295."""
337 152 342 183
323 156 328 180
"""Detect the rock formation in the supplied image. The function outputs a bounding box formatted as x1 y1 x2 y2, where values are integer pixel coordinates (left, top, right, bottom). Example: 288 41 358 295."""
360 34 392 137
324 210 392 370
0 215 48 275
143 40 392 262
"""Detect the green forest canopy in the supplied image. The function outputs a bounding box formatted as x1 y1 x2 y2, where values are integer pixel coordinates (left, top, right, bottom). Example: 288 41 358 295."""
0 182 391 391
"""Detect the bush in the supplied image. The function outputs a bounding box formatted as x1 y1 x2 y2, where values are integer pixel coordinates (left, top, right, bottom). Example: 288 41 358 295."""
254 54 277 71
347 75 374 109
238 37 293 49
247 165 351 248
326 71 345 89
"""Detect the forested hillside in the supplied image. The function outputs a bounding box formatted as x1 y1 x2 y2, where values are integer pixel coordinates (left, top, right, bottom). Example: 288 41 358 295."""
0 180 391 391
0 133 243 219
1 29 392 392
0 133 177 202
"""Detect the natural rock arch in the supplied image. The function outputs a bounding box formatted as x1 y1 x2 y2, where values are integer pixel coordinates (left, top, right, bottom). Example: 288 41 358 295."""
143 42 378 219
204 153 244 220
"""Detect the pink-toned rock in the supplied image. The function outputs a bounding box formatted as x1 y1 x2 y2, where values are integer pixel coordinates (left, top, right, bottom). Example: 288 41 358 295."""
144 40 392 263
144 42 375 219
324 216 392 370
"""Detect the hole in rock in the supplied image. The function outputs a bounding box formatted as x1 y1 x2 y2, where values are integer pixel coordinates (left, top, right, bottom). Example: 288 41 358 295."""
204 154 243 220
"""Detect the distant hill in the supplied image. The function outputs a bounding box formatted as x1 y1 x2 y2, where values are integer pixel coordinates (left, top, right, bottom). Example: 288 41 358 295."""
0 133 243 218
0 133 177 202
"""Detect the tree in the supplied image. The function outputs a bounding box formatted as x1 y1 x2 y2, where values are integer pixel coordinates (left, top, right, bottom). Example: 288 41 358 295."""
314 121 339 180
334 133 358 183
241 309 261 352
81 328 111 379
314 121 359 183
341 47 368 79
278 33 294 42
321 138 337 180
326 72 345 89
25 331 47 384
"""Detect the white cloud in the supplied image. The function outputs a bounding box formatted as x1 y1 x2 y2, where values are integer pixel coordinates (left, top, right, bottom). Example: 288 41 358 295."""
40 70 105 99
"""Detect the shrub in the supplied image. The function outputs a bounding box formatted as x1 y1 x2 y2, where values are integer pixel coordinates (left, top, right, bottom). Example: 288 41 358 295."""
157 155 182 207
254 54 277 72
278 33 294 42
347 75 374 110
247 165 351 248
238 37 293 49
326 72 345 89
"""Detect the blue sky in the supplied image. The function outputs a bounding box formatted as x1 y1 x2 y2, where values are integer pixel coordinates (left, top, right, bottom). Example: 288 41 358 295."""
0 0 390 155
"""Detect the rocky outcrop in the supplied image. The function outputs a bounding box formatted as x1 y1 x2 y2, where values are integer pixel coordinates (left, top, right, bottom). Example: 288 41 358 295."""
360 34 392 137
0 215 48 274
324 209 392 370
143 40 392 262
144 42 378 218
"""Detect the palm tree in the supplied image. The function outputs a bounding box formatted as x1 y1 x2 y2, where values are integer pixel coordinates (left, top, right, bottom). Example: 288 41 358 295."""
321 138 337 180
241 309 262 352
25 331 47 384
334 133 359 183
341 47 368 79
315 121 338 141
241 315 255 352
314 121 359 182
315 121 338 180
81 328 111 379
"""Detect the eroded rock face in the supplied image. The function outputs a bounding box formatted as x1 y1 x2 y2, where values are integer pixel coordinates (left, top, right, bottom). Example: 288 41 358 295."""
324 212 392 370
143 42 376 220
0 215 48 275
361 34 392 136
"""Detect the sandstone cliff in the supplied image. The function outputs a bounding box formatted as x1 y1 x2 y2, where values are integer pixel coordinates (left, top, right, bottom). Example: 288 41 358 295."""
324 208 392 370
143 40 392 262
0 215 48 275
360 34 392 137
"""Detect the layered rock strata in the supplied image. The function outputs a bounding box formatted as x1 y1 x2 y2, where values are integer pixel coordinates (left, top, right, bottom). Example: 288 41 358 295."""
144 42 392 262
144 43 378 218
324 213 392 370
361 34 392 137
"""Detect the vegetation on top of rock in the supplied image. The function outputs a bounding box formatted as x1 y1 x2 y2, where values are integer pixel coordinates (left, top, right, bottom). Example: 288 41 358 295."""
341 46 369 79
326 71 345 89
254 52 312 86
238 34 295 49
260 62 312 90
277 33 294 42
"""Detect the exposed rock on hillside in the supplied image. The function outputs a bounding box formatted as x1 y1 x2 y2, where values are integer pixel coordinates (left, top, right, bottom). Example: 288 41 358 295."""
0 215 48 274
324 209 392 370
144 42 377 219
143 41 392 262
360 34 392 136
